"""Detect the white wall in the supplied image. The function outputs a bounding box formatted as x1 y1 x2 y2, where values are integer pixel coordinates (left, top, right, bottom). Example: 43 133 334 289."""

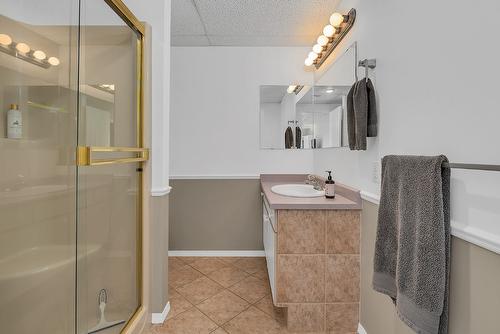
170 47 314 177
260 103 282 149
124 0 171 195
313 0 500 253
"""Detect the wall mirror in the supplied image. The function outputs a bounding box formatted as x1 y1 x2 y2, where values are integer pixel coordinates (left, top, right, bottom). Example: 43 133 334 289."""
259 43 357 150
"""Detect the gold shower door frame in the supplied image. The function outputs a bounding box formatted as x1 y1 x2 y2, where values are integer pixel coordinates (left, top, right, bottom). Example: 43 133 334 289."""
76 0 148 332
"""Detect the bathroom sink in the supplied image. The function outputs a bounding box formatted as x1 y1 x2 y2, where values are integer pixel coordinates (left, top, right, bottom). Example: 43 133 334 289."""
271 184 325 198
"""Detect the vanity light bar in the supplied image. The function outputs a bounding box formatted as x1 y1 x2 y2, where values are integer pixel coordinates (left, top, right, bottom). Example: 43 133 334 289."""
293 85 304 95
286 85 304 95
304 8 356 69
0 33 60 69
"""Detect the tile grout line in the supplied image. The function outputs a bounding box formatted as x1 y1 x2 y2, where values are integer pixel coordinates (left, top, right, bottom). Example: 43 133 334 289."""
168 273 245 329
168 257 273 331
195 295 252 330
187 270 266 330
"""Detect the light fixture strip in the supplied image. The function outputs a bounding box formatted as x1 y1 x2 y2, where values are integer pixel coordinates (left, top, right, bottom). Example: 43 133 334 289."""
293 85 304 95
0 36 59 69
305 8 356 69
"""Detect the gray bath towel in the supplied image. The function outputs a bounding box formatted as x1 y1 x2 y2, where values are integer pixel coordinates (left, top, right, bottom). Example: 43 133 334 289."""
346 81 358 150
295 126 302 149
285 126 293 149
373 155 450 334
365 78 378 138
346 78 378 150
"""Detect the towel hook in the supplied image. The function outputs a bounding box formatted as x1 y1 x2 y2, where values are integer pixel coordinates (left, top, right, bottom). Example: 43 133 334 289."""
358 58 376 80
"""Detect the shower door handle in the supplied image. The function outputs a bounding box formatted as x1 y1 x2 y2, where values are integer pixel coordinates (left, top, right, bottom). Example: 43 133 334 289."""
76 146 149 166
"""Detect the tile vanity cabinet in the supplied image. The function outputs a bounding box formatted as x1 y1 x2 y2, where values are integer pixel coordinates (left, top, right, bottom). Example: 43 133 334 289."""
261 174 362 333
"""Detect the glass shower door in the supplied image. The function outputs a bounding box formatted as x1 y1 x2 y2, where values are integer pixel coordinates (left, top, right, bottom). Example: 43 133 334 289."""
76 0 146 333
0 0 145 333
0 1 79 333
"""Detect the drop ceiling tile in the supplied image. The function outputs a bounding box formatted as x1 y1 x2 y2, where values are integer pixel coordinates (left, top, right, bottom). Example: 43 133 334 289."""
260 85 288 103
172 0 344 46
172 0 206 35
194 0 340 38
172 34 211 46
208 35 317 47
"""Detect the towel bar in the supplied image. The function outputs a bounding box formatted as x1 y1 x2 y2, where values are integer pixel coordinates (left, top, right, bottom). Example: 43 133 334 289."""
443 162 500 172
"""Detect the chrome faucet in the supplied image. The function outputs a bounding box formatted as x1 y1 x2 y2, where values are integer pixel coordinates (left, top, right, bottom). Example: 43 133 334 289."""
305 174 324 191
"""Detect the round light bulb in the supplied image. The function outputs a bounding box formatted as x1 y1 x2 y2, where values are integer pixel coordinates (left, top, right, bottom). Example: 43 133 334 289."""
323 25 336 38
330 12 345 28
317 35 329 46
304 57 314 66
312 44 323 54
308 52 318 60
16 42 30 54
33 50 46 60
0 34 12 46
48 56 60 66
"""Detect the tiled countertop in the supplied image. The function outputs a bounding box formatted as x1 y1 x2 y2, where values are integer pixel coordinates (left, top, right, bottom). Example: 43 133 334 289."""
260 174 362 210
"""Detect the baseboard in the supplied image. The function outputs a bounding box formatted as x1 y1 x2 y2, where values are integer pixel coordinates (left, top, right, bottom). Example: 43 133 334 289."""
168 250 265 257
358 323 368 334
151 186 172 197
360 190 380 205
151 302 170 324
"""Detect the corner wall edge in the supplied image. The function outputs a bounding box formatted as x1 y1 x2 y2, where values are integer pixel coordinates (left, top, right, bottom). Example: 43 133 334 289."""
151 301 170 324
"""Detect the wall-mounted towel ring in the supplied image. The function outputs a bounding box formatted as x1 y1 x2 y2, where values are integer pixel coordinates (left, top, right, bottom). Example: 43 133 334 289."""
358 58 376 79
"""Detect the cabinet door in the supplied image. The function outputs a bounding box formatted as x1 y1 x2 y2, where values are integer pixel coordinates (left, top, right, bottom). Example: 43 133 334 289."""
263 200 276 302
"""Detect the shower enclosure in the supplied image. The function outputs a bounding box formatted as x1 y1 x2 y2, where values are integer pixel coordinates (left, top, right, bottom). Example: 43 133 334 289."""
0 1 148 333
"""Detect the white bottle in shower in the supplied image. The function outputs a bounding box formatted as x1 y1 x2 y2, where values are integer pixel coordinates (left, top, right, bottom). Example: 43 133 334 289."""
7 104 22 139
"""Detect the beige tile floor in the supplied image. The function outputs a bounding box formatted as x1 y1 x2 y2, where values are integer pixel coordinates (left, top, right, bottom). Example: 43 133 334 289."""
148 256 291 334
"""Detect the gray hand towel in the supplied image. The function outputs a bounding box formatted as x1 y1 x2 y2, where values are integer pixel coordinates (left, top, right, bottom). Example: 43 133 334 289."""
285 126 293 149
295 126 302 149
353 79 368 150
366 78 378 137
346 78 378 150
373 155 450 334
346 81 358 150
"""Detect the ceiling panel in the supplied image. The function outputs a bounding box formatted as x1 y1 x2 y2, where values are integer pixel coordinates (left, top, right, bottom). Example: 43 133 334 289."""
260 85 288 103
171 0 206 35
208 34 316 47
172 0 342 46
298 85 350 104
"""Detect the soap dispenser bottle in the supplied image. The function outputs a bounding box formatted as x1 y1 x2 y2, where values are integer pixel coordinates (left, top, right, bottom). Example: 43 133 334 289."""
7 104 22 139
325 171 335 199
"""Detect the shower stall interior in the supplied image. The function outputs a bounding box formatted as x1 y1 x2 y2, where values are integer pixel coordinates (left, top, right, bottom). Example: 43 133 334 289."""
0 0 147 333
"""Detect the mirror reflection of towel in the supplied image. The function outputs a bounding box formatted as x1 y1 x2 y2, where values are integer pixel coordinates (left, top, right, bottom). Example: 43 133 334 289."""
347 78 378 150
295 126 302 149
285 126 293 149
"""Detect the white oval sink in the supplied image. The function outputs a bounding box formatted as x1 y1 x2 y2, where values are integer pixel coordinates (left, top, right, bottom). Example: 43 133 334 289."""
271 184 325 198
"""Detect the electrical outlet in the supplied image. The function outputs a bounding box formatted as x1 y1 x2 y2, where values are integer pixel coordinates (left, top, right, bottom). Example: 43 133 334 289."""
372 160 381 184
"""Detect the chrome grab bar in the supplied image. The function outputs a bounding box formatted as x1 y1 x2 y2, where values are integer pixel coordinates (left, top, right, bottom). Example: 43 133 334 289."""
76 146 149 166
